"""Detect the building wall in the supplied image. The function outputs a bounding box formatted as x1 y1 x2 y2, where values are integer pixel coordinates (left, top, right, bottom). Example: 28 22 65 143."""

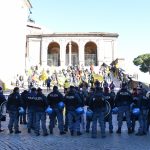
0 0 31 86
27 38 41 67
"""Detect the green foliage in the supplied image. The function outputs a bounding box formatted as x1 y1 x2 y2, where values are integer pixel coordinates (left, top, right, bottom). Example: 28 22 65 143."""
133 53 150 74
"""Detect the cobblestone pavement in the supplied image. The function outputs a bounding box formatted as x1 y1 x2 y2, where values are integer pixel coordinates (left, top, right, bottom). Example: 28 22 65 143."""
0 113 150 150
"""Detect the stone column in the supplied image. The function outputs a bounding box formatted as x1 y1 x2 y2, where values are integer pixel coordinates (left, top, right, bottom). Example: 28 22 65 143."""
69 42 72 66
97 39 104 66
111 40 115 61
79 41 85 67
60 42 66 67
41 39 48 68
39 38 42 65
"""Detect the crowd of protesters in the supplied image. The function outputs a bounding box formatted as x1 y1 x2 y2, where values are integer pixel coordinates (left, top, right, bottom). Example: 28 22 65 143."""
14 63 128 91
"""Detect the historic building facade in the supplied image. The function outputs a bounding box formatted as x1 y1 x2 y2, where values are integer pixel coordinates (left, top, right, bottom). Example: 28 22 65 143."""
26 32 119 69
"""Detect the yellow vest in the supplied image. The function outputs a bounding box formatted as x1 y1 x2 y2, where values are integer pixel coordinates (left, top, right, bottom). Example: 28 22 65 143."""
64 82 70 88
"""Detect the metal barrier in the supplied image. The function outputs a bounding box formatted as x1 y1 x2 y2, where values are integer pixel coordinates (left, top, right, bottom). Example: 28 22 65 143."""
105 100 111 118
0 101 7 121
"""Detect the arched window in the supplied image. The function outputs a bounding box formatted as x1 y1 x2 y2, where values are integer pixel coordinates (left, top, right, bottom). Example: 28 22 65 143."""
47 42 60 66
84 42 97 66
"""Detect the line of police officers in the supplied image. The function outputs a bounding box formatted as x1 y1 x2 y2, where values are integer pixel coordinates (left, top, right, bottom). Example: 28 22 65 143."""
1 81 150 138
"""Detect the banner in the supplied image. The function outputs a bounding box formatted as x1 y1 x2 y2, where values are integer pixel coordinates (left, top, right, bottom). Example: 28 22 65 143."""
93 74 103 82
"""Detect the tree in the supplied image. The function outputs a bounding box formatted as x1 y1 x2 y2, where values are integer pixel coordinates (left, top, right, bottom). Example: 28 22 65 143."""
133 53 150 74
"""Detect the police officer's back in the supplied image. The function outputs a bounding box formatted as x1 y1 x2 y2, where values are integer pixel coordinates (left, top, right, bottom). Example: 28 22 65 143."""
47 86 63 108
7 87 22 133
64 86 82 136
35 88 47 112
34 88 48 136
103 87 114 133
115 82 132 134
47 86 66 135
75 87 85 107
135 88 149 136
20 90 29 124
65 86 82 111
115 83 132 107
103 87 114 108
26 88 37 111
7 87 21 112
89 87 106 112
89 87 106 138
26 87 37 132
21 90 28 108
85 87 95 133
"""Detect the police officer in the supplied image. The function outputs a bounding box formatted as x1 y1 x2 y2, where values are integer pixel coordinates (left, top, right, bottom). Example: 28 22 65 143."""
47 86 66 135
0 87 6 132
85 87 95 133
26 87 37 133
20 90 28 124
89 87 106 138
130 88 138 132
146 91 150 131
103 87 115 133
64 86 82 136
34 88 48 136
75 87 85 131
115 82 132 134
7 87 22 134
135 88 149 136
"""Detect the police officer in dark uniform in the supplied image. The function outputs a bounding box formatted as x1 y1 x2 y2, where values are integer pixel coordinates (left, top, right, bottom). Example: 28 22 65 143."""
85 87 95 133
130 88 138 133
89 87 106 138
20 90 28 124
0 87 6 132
26 87 37 133
34 88 48 136
146 91 150 131
75 87 85 131
7 87 22 134
64 86 82 136
103 87 115 133
135 88 149 136
115 82 132 134
47 86 66 135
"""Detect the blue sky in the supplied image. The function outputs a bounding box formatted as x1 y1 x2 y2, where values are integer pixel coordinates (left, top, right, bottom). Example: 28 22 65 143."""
30 0 150 73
